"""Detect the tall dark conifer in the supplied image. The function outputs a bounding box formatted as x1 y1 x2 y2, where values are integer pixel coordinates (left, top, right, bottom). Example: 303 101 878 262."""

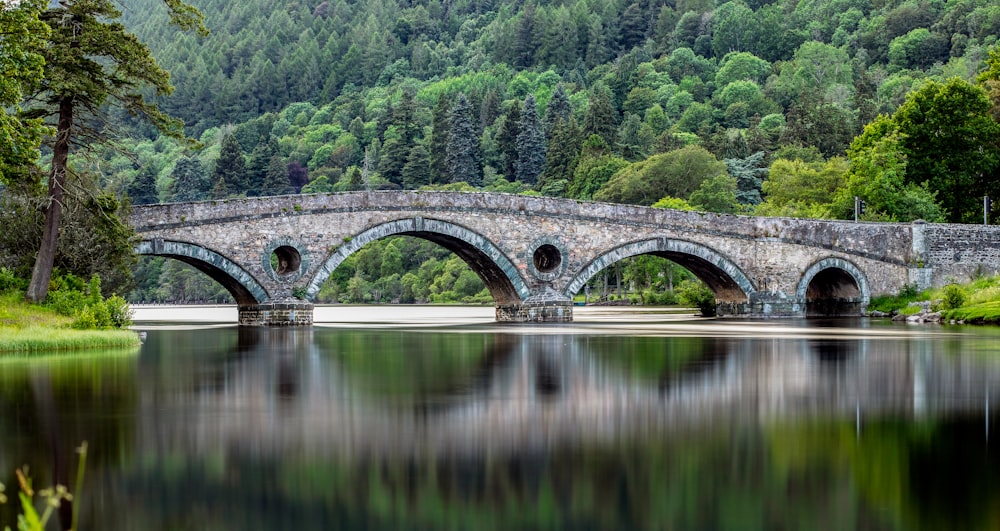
545 84 572 139
246 139 276 196
496 103 521 180
169 156 209 202
539 117 582 194
430 94 451 184
128 165 159 205
402 144 432 189
583 87 619 146
261 154 291 196
516 94 546 186
24 0 205 303
445 94 483 186
213 133 247 197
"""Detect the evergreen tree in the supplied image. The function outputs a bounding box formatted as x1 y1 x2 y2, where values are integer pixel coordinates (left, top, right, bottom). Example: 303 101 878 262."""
379 134 408 186
538 117 582 195
169 156 210 202
513 3 539 69
544 84 571 139
246 139 276 196
430 94 451 184
616 113 652 161
479 89 502 131
0 0 47 184
261 154 291 196
213 133 247 197
496 103 521 180
445 94 483 186
24 0 205 303
516 94 546 186
347 166 364 191
128 165 160 205
724 151 768 206
402 144 432 189
583 87 619 146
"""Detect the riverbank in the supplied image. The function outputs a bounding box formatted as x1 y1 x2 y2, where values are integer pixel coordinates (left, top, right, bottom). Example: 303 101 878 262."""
0 293 140 354
869 274 1000 325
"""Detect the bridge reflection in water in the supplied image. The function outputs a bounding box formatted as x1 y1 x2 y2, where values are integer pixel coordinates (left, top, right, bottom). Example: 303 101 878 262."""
134 326 1000 459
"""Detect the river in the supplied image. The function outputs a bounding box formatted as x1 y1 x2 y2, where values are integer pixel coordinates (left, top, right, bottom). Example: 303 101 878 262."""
2 306 1000 530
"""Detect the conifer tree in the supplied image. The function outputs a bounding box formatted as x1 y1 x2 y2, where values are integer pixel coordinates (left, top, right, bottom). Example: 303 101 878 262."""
213 133 247 196
496 103 521 180
261 154 291 196
169 156 209 202
24 0 205 303
545 84 572 139
402 144 432 189
0 0 48 184
445 94 483 186
246 139 276 196
128 165 160 205
583 87 619 147
430 94 451 184
516 94 546 186
539 117 582 195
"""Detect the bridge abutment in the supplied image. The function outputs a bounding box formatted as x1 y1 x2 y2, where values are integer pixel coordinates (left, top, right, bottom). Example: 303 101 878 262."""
239 300 314 326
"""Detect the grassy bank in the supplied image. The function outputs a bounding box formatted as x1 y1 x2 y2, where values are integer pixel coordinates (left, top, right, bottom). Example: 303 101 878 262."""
0 292 140 354
870 275 1000 324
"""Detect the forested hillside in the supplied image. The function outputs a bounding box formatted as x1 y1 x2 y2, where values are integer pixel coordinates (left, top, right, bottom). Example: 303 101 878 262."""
108 0 1000 304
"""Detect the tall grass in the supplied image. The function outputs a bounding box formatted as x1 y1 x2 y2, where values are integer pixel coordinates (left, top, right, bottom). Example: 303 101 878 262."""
0 292 140 354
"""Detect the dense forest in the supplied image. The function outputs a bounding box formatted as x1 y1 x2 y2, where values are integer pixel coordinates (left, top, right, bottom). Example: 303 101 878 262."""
80 0 1000 303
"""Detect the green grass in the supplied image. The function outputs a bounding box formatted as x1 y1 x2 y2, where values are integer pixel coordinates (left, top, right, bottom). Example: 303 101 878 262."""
0 292 140 354
943 300 1000 324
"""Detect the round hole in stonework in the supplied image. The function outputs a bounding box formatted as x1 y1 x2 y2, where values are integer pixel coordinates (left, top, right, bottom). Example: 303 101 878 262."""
270 245 302 276
533 244 562 273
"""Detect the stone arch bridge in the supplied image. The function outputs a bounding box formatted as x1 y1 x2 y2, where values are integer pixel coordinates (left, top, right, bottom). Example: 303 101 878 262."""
130 191 1000 325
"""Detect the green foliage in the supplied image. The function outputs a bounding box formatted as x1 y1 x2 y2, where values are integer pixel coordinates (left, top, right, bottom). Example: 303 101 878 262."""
689 174 740 214
0 0 49 184
676 279 716 317
595 145 726 205
0 267 27 294
43 273 133 330
940 284 968 311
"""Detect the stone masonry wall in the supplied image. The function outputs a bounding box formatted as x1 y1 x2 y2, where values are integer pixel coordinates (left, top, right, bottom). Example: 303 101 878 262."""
129 191 1000 315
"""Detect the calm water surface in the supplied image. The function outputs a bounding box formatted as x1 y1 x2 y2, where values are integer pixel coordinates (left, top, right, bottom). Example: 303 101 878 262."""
3 306 1000 530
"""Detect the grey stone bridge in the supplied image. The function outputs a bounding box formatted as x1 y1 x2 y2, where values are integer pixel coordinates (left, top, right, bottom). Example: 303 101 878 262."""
129 191 1000 325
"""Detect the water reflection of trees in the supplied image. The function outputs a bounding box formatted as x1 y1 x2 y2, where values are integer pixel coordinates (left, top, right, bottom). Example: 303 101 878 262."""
7 329 1000 529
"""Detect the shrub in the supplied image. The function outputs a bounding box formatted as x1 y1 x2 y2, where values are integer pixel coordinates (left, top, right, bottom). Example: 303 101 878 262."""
940 284 967 310
676 279 717 316
0 267 26 293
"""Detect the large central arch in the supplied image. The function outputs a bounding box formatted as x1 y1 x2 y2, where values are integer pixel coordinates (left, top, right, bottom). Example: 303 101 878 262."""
304 217 530 305
135 239 269 306
563 238 757 308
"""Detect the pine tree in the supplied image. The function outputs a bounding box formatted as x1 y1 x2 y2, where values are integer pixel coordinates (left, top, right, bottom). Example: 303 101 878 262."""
213 133 247 197
261 155 291 196
538 117 582 195
128 165 159 205
430 94 451 184
545 84 572 139
725 151 768 206
246 139 276 196
445 94 483 186
24 0 206 303
169 156 210 202
402 144 432 189
516 94 546 186
496 103 521 180
583 87 619 146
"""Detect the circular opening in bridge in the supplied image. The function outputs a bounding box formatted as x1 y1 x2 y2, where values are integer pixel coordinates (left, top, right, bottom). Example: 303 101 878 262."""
270 245 302 276
533 244 562 274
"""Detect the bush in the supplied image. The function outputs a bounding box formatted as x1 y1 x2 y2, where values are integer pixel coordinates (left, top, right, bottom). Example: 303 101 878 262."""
46 272 132 329
0 267 27 293
676 279 717 317
940 284 967 310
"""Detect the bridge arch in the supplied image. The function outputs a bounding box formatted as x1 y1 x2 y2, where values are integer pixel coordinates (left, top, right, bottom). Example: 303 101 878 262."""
304 217 530 305
136 239 269 305
563 238 757 304
796 257 870 316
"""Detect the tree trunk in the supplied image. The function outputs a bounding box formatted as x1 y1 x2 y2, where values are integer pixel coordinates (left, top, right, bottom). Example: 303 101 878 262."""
25 96 74 303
